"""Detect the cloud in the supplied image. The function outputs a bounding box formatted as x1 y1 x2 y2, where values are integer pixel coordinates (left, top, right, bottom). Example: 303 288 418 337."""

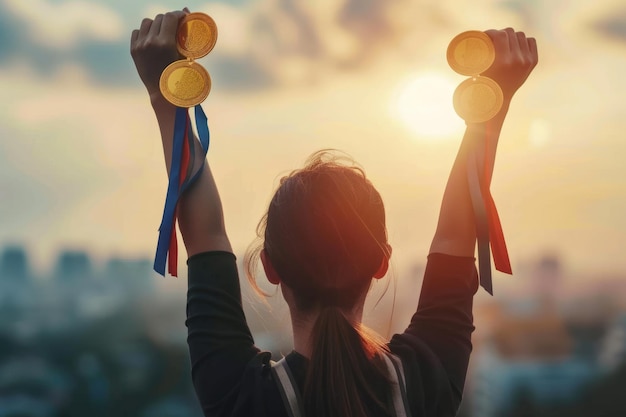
0 0 530 90
221 0 522 86
0 0 135 86
2 0 622 92
246 0 403 79
592 8 626 44
0 0 275 89
0 2 21 61
3 0 124 49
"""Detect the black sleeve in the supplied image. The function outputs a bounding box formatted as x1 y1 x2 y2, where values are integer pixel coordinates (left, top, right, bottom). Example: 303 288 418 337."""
185 251 262 416
391 253 478 413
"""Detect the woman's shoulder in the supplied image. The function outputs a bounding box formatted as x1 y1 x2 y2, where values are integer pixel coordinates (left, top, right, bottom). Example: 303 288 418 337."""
388 336 458 416
195 350 291 417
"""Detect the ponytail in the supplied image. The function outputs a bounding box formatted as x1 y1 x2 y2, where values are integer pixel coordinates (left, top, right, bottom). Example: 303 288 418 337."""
303 307 394 417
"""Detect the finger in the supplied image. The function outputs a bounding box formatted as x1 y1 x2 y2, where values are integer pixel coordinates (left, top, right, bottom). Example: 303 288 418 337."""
517 31 530 56
528 37 538 66
130 29 140 56
485 29 510 55
504 27 519 55
138 18 153 37
149 14 164 37
161 11 186 38
183 7 190 13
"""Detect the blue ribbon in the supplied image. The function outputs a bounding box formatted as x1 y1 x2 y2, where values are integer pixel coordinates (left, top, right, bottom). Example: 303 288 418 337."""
154 105 210 276
179 105 210 194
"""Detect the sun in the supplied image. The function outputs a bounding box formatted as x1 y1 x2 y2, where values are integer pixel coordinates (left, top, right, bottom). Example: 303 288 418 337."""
391 72 465 140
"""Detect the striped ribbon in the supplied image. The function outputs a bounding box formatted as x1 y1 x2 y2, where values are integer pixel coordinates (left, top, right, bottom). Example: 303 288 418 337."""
467 121 512 294
154 105 210 276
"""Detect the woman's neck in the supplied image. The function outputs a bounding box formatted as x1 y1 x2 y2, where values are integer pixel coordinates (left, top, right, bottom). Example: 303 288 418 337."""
289 306 365 358
280 283 369 357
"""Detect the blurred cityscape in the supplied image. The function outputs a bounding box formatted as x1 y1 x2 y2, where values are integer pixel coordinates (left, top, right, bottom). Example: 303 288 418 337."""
0 245 202 417
463 255 626 417
0 244 625 416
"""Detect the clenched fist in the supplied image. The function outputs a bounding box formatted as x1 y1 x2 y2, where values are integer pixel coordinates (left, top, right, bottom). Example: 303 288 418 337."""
482 28 538 101
130 9 189 99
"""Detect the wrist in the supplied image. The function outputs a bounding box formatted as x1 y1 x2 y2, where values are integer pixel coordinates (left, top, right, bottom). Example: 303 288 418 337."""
149 89 166 104
150 91 176 111
149 91 178 130
465 100 510 131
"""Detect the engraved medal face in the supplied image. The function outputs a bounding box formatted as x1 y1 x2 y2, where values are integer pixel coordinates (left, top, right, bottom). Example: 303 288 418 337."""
160 12 217 107
160 60 211 108
447 31 495 76
453 76 503 123
176 12 218 59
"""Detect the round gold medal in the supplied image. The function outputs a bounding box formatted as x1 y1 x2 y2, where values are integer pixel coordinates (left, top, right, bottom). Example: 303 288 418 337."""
177 12 218 59
453 76 503 123
447 31 495 76
160 60 211 108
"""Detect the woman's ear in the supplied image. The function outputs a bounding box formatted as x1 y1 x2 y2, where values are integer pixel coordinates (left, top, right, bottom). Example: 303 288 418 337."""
373 244 392 279
260 249 281 285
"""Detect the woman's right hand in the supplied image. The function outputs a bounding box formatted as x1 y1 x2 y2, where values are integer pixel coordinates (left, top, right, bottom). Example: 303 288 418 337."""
130 9 189 99
483 28 538 102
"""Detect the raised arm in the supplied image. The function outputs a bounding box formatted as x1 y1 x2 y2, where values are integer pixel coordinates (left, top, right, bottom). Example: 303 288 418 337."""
429 28 538 256
131 14 258 415
130 10 232 256
398 30 538 412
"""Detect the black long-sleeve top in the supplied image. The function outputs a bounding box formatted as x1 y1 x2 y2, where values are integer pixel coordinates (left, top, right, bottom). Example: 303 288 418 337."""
186 251 478 417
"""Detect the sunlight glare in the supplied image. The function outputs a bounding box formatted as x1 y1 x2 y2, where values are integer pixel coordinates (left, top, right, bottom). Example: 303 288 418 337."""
391 72 465 140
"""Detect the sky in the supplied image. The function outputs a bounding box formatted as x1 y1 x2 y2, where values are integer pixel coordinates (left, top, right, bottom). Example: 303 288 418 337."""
0 0 625 285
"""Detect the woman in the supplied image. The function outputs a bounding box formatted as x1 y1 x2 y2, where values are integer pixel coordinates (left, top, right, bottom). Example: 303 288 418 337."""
131 9 537 417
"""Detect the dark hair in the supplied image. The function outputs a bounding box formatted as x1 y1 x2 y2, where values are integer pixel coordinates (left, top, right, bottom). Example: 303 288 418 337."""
245 150 394 417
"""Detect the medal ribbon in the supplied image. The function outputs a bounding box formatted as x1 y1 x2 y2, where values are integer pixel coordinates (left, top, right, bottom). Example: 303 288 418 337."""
154 105 210 276
467 120 512 294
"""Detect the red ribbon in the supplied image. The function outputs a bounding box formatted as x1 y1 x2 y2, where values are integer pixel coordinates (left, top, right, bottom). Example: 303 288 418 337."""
470 120 512 294
484 121 512 275
167 112 192 277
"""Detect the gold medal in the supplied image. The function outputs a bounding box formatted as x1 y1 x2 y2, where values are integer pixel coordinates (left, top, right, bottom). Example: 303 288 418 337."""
453 76 503 123
160 60 211 108
176 12 218 60
447 31 495 76
160 12 217 106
